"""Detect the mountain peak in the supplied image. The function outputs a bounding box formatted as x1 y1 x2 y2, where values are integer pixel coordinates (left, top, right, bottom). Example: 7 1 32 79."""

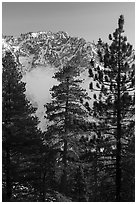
2 31 99 73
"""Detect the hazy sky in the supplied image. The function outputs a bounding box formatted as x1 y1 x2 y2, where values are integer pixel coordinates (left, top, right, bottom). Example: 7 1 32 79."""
2 2 135 45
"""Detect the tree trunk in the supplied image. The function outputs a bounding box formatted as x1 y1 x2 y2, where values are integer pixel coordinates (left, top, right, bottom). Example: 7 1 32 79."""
93 152 98 201
42 171 46 201
6 146 12 201
116 122 121 201
61 138 68 194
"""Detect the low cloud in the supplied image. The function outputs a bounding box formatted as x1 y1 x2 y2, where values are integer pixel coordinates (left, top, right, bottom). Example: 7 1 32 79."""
22 65 59 130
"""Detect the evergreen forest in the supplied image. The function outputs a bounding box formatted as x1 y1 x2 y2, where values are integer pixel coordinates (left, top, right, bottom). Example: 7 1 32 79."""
2 15 135 202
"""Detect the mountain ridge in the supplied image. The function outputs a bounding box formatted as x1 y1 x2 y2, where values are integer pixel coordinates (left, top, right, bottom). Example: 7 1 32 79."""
2 31 99 72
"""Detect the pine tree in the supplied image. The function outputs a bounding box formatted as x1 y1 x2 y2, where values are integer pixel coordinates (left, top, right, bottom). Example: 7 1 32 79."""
90 15 135 201
2 51 42 201
39 144 59 201
72 165 87 201
44 56 90 196
78 129 105 201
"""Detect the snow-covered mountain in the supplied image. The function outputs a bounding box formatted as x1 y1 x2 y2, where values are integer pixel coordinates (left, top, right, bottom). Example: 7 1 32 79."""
2 31 100 130
2 31 99 70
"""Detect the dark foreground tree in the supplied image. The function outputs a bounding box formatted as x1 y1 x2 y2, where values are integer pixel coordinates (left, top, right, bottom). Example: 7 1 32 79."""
44 56 90 197
2 51 42 201
90 15 135 201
